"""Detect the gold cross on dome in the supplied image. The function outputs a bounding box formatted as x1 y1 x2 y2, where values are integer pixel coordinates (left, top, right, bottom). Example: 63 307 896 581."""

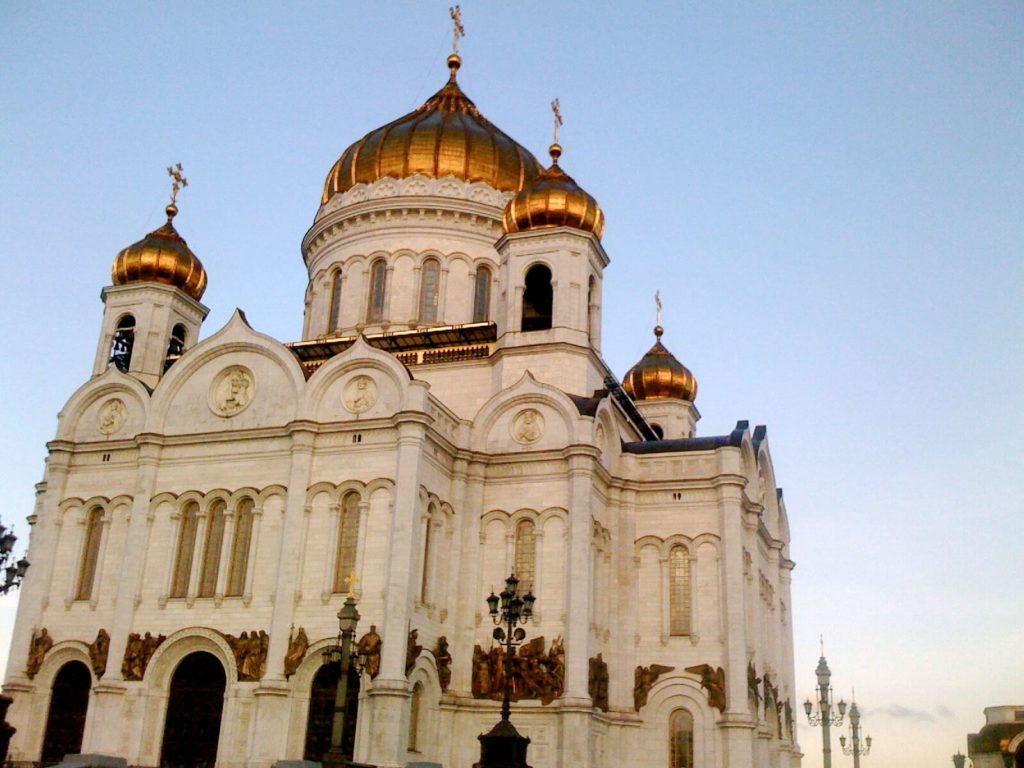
551 98 563 144
449 6 465 55
346 570 359 597
167 163 188 205
655 290 663 327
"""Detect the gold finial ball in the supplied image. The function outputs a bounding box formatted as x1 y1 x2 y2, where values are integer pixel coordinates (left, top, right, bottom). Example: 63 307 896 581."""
654 324 664 338
447 53 462 74
165 202 178 221
549 143 562 163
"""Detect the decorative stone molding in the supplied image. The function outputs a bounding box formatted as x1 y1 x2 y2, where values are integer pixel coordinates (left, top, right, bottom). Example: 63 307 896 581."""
209 365 254 417
97 398 127 435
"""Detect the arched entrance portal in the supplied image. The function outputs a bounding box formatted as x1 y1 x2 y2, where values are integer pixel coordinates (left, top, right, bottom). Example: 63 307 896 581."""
40 660 91 765
159 651 226 768
304 663 361 762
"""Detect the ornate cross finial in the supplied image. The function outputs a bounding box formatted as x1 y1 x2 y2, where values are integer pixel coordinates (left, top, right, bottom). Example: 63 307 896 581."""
167 163 188 206
820 634 825 656
449 5 465 55
346 570 359 598
655 290 663 327
551 98 563 145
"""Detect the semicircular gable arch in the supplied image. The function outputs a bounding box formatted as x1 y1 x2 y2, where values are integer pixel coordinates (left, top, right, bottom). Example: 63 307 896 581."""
470 372 583 453
56 366 151 442
303 335 413 422
143 626 237 690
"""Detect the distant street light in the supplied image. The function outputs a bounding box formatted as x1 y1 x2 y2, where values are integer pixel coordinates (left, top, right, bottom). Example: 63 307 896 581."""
839 698 872 768
0 520 30 595
952 751 969 768
804 640 846 768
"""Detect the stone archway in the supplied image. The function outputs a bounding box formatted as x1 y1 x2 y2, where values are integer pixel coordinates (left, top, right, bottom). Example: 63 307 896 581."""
159 651 226 768
303 663 360 762
40 660 91 765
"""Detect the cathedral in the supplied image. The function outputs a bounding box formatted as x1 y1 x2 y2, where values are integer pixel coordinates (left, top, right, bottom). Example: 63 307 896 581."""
3 40 801 768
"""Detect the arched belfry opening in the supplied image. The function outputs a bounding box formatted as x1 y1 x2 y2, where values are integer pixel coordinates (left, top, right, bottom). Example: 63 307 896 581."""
109 314 135 372
159 651 226 768
40 660 92 765
164 323 186 372
521 264 553 331
304 662 361 762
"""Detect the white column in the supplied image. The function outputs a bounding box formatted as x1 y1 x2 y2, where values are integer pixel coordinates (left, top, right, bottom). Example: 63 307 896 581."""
64 509 88 609
354 500 370 600
451 459 484 695
243 504 263 607
88 511 113 610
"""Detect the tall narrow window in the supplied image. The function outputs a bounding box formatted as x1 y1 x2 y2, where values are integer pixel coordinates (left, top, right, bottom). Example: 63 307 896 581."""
328 271 343 332
198 500 226 597
418 258 441 323
587 275 597 343
76 507 104 600
420 505 437 603
669 545 691 635
669 709 694 768
171 502 200 597
333 492 360 593
165 323 187 372
109 314 135 372
367 260 387 323
408 682 423 752
514 519 537 592
521 264 553 331
473 266 492 323
227 498 254 596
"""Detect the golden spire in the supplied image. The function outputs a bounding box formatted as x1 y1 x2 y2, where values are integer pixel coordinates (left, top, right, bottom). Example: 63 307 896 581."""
448 5 465 76
165 162 188 221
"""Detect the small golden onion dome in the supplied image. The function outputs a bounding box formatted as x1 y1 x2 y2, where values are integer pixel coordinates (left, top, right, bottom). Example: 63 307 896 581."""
622 325 698 402
111 203 207 301
502 143 605 239
321 55 543 205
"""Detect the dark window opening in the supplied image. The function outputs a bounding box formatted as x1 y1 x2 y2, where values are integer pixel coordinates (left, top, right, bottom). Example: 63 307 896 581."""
164 324 186 372
160 652 226 768
304 662 361 763
521 265 553 332
109 315 135 372
650 423 664 439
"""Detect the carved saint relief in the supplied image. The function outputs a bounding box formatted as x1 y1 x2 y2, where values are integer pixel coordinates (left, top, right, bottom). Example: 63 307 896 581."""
26 628 53 679
97 399 127 435
89 628 110 678
511 408 544 444
343 375 377 414
211 366 254 417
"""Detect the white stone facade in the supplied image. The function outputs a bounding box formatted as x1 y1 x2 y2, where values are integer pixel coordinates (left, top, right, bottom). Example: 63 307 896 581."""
4 147 801 768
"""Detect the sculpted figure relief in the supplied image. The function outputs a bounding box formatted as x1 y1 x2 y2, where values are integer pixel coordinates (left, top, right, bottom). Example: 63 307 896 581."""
471 635 564 705
88 628 110 678
225 629 269 681
406 628 423 674
26 628 53 679
435 635 452 692
748 661 762 715
121 631 166 681
511 408 544 444
343 375 377 414
212 366 254 417
634 663 674 710
357 625 382 679
284 627 309 678
685 663 727 713
97 399 127 435
588 653 609 711
784 699 794 741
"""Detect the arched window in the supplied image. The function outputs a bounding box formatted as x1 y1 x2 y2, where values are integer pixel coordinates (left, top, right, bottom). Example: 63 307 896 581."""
408 682 423 752
521 264 553 331
669 708 694 768
587 274 597 342
473 266 492 323
109 314 135 372
669 545 691 636
304 662 360 762
514 519 537 592
198 500 226 597
75 507 104 601
164 323 186 371
226 498 254 596
650 423 665 440
328 270 344 332
171 501 199 598
333 492 360 593
367 259 388 323
420 504 437 603
418 258 441 323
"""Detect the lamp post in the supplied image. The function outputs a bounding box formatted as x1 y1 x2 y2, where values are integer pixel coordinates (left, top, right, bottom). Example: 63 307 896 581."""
803 646 846 768
839 699 871 768
321 594 366 768
474 573 536 768
952 751 968 768
0 520 30 596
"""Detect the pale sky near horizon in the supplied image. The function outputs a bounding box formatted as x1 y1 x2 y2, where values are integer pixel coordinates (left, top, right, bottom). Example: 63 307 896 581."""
1 3 1021 766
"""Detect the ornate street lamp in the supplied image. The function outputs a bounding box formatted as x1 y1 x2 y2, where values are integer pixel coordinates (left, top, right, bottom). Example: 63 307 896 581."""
952 751 969 768
321 594 368 768
839 699 872 768
0 521 30 596
803 641 846 768
474 573 536 768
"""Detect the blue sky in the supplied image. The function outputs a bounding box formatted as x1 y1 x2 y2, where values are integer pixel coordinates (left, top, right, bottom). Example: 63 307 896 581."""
1 3 1021 765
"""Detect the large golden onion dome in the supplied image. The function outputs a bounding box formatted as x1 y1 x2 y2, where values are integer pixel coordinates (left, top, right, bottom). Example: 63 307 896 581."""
321 55 543 205
111 203 207 301
502 143 605 239
622 325 698 402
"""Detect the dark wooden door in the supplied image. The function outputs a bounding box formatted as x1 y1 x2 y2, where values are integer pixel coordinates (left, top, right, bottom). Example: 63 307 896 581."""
40 661 91 765
303 663 360 762
159 652 226 768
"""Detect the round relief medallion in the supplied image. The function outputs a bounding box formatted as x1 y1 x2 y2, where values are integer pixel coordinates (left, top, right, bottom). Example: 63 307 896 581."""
343 375 377 414
97 398 127 435
511 408 545 444
210 366 255 417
